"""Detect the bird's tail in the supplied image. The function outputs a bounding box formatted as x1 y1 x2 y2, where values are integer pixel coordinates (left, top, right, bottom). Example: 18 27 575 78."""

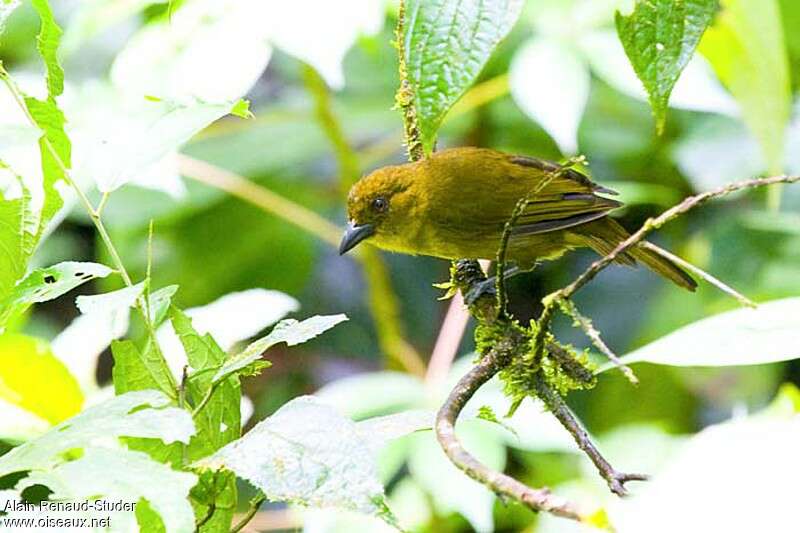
572 218 697 291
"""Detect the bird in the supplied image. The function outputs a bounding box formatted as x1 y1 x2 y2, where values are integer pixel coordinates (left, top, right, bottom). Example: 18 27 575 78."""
339 146 696 292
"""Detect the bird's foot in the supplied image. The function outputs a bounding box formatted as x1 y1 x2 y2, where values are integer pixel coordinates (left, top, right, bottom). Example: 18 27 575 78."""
464 278 496 306
606 470 649 497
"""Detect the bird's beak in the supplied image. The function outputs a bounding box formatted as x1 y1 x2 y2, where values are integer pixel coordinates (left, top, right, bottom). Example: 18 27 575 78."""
339 221 375 255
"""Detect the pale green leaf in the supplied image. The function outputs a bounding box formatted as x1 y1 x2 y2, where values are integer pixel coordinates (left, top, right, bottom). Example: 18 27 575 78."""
615 0 718 132
699 0 791 174
212 314 347 383
0 0 21 34
604 297 800 369
230 98 254 119
401 0 524 154
0 390 194 477
355 410 434 455
408 422 505 532
30 0 64 98
0 261 114 325
195 396 398 525
18 448 197 533
76 282 145 315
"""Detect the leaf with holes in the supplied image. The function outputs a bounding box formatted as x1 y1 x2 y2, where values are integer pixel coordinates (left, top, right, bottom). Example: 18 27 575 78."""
400 0 524 154
615 0 718 133
0 261 114 326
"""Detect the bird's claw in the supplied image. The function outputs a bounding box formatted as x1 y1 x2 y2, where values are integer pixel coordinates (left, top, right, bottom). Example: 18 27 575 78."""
464 279 496 306
606 471 649 497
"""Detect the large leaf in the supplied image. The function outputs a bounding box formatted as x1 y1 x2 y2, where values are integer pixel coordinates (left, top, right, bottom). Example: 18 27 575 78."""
0 333 82 425
17 447 197 533
615 0 718 132
0 390 194 477
196 396 428 524
0 261 114 326
699 0 791 174
605 298 800 369
212 314 347 383
400 0 524 154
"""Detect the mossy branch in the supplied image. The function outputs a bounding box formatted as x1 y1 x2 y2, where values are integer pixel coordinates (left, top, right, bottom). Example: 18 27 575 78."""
395 0 424 162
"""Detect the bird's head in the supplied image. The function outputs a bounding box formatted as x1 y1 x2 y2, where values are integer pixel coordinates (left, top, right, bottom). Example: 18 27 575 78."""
339 163 418 255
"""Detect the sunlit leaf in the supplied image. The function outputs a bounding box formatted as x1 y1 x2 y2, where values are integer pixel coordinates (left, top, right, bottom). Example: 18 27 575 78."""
0 161 37 318
212 314 347 383
400 0 524 154
0 390 194 477
0 0 21 34
0 333 82 425
195 396 400 525
615 0 718 132
605 298 800 369
17 447 197 533
699 0 791 174
0 261 114 325
510 38 590 153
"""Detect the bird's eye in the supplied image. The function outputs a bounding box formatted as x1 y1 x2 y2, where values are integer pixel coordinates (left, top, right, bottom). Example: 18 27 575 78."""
372 196 388 213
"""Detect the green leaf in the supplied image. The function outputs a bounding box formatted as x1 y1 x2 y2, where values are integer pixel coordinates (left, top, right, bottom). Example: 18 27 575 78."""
603 297 800 370
75 282 145 335
0 261 114 326
231 98 254 119
0 162 37 312
149 284 179 327
111 339 177 399
400 0 524 154
18 448 197 533
170 307 240 459
189 469 237 533
0 390 194 477
212 314 347 383
195 396 399 526
699 0 791 174
30 0 64 98
615 0 718 133
0 333 83 426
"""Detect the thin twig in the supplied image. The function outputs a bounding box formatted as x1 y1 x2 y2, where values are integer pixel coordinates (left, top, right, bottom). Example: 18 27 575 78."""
556 299 637 384
230 492 266 533
640 241 757 308
532 374 647 496
435 347 586 521
560 174 800 301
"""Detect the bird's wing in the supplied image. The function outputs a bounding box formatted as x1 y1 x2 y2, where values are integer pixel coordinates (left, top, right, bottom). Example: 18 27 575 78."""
506 156 623 236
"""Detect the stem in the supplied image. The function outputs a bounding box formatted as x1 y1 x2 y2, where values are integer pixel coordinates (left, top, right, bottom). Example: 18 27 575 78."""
1 67 175 388
302 64 426 376
435 348 585 521
230 492 266 533
532 374 647 496
640 241 756 308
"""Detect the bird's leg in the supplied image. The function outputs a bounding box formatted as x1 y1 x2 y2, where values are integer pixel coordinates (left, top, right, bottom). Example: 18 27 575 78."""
464 265 524 305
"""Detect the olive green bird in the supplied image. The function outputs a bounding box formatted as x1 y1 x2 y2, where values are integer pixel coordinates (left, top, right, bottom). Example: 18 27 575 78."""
339 147 696 291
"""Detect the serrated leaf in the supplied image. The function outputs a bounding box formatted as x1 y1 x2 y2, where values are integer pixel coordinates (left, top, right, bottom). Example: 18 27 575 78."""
18 447 197 533
0 261 114 325
615 0 718 133
190 469 237 533
0 390 194 477
212 314 347 383
0 162 37 319
603 297 800 370
699 0 791 174
170 307 241 459
401 0 524 154
230 98 254 119
112 339 177 399
195 396 398 525
0 333 83 426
